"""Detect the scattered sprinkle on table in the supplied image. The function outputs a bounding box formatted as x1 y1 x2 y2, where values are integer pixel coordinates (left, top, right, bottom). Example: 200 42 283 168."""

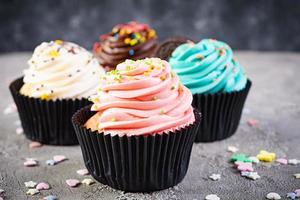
256 150 276 162
266 192 281 199
66 179 80 187
29 141 42 149
53 155 67 163
23 159 38 167
76 169 89 176
82 178 95 185
36 182 50 190
231 154 252 163
276 158 288 165
294 173 300 179
288 159 300 165
287 192 297 200
26 188 39 195
25 181 37 188
43 195 58 200
209 174 221 181
205 194 220 200
241 171 261 180
16 127 23 135
3 103 17 114
227 146 238 153
247 119 258 127
295 189 300 197
248 156 260 164
46 159 56 166
236 162 254 172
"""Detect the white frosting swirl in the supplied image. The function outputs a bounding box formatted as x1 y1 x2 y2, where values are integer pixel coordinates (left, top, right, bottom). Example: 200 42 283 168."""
20 40 105 100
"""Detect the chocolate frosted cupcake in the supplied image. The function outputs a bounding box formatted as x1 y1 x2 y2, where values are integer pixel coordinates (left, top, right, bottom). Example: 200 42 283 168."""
72 58 200 192
9 40 105 145
93 21 158 71
157 38 251 142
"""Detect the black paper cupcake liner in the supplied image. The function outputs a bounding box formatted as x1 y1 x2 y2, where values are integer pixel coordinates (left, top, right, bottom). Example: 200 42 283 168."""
193 80 252 142
72 105 201 192
9 77 92 145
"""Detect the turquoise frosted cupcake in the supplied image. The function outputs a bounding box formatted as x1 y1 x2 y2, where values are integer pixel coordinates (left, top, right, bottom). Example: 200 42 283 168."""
157 38 251 142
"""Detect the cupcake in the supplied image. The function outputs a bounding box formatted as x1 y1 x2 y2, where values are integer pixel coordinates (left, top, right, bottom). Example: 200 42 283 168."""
157 38 251 142
93 21 158 71
72 58 200 192
9 40 105 145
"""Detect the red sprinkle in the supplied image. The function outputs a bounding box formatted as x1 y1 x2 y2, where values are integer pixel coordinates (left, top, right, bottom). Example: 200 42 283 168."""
247 119 258 127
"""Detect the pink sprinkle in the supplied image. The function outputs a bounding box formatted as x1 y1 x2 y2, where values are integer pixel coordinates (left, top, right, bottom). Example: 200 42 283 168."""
247 119 258 127
0 197 3 200
36 182 50 190
76 168 89 176
16 127 23 135
235 162 253 172
295 189 300 197
24 159 38 167
66 179 80 187
276 158 288 165
53 155 67 163
29 142 43 149
3 103 17 114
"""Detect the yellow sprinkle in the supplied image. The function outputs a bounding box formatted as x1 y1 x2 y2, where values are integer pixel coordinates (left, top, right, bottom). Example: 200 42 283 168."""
160 75 166 81
111 118 117 122
256 150 276 162
130 39 138 46
54 40 63 45
119 29 126 35
171 71 176 78
48 49 59 58
40 93 49 100
140 37 146 43
143 72 149 76
124 38 131 44
135 32 141 39
148 29 156 38
149 65 155 70
156 66 161 71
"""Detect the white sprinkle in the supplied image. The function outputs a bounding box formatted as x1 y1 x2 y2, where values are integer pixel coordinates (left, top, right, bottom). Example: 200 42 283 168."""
266 192 281 199
248 156 260 164
209 173 221 181
227 146 238 153
16 127 23 135
288 159 300 165
3 103 17 114
205 194 220 200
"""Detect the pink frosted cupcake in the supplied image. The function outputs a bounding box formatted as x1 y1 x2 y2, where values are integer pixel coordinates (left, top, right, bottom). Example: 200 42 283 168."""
72 58 200 192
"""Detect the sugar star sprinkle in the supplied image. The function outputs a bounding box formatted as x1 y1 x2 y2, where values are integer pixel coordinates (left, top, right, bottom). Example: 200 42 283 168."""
25 181 37 188
209 174 221 181
43 195 58 200
46 159 56 166
3 103 17 114
53 155 67 163
205 194 220 200
241 171 260 180
288 159 300 165
16 127 24 135
293 173 300 179
231 154 252 163
295 189 300 197
24 159 38 167
76 169 89 176
26 188 39 195
36 182 50 190
66 179 80 187
247 119 258 127
82 178 95 185
236 162 254 172
266 192 281 199
227 146 239 153
248 156 260 164
29 141 42 149
276 158 288 165
256 150 276 162
287 192 297 200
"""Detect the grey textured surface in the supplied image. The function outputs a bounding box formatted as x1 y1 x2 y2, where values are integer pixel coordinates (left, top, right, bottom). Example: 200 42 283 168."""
1 0 300 52
0 52 300 200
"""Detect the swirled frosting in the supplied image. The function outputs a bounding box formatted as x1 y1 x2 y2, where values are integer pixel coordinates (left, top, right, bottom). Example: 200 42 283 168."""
169 39 247 94
85 58 195 136
93 21 158 71
20 40 105 100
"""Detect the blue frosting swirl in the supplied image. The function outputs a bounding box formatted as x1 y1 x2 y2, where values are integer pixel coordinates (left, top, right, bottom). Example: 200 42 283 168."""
169 39 247 94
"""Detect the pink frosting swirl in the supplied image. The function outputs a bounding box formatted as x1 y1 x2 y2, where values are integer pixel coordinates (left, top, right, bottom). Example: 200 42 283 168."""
86 58 195 136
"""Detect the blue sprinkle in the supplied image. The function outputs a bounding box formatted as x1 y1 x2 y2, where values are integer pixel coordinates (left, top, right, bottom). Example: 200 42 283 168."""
46 159 56 166
287 192 297 200
128 49 134 56
44 195 58 200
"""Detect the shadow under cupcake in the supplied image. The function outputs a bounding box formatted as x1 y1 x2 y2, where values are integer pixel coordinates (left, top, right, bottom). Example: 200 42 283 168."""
156 38 251 142
9 40 105 145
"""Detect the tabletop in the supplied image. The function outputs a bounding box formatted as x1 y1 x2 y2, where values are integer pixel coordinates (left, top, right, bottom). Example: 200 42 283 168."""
0 52 299 200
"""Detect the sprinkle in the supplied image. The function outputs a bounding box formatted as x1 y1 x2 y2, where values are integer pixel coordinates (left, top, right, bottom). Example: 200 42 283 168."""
48 49 59 58
148 29 156 38
256 150 276 162
3 103 17 114
219 49 225 56
53 155 67 163
209 174 221 181
66 179 80 187
241 171 260 180
16 127 23 135
124 38 131 44
160 110 165 115
231 154 252 163
288 159 300 165
24 159 38 167
143 72 149 76
40 93 49 100
287 192 297 200
171 71 175 78
111 118 117 122
276 158 288 165
247 119 258 127
294 173 300 179
160 75 166 81
295 189 300 197
266 192 281 200
82 178 95 185
43 195 58 200
235 162 254 172
227 146 239 153
76 169 89 176
26 188 39 195
205 194 220 200
196 54 204 60
248 156 260 164
25 181 37 188
54 40 63 45
129 39 138 46
171 85 176 90
36 182 50 190
46 159 56 166
128 49 135 56
152 96 157 101
29 141 42 149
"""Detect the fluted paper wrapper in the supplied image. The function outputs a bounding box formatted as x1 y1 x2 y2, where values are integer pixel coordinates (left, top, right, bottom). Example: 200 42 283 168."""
193 80 251 142
72 105 201 192
9 77 91 145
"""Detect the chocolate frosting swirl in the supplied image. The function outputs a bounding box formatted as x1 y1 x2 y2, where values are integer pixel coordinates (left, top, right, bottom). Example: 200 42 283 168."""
93 21 158 71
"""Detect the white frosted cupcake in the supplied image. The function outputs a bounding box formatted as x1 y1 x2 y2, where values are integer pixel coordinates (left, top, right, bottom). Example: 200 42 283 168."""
9 40 105 145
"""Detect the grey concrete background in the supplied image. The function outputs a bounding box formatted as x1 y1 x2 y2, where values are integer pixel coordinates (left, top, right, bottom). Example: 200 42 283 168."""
0 0 300 52
0 52 300 199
